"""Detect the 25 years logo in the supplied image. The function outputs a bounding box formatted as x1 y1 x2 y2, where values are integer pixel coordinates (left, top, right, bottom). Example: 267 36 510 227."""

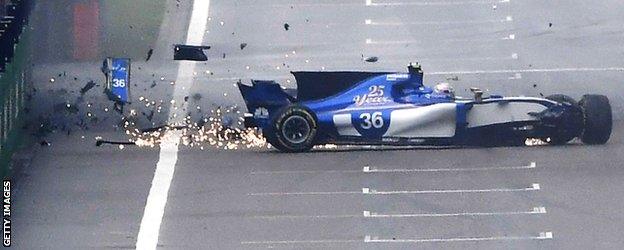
353 85 391 106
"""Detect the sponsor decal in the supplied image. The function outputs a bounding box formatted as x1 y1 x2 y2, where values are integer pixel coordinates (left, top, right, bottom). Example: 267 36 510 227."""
254 107 269 119
386 73 409 81
353 85 391 106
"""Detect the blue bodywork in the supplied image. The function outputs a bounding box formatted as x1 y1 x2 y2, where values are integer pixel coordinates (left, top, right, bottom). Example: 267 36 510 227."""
103 57 131 103
238 65 581 147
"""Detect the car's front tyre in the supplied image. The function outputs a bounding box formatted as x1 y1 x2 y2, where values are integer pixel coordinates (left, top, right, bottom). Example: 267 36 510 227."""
265 105 317 152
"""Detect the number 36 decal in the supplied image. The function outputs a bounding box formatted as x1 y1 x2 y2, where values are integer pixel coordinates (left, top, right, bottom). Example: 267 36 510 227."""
359 112 383 129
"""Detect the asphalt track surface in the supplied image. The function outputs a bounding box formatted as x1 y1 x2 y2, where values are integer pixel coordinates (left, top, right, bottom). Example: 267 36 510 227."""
12 0 624 249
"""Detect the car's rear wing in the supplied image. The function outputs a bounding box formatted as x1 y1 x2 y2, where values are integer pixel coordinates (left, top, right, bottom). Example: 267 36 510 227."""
237 80 294 127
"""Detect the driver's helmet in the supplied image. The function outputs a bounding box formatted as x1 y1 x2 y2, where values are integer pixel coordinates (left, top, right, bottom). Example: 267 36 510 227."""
434 82 454 97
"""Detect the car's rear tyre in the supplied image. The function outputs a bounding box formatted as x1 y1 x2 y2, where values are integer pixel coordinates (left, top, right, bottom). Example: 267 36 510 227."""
579 94 612 145
265 105 317 152
545 94 582 145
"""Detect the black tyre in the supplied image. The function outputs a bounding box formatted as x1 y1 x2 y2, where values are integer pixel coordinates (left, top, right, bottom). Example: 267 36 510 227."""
579 95 612 144
265 105 317 152
545 94 583 145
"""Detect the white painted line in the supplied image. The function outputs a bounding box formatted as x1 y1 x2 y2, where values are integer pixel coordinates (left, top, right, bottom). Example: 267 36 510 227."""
250 206 546 220
502 33 516 40
248 191 361 196
364 183 540 195
135 1 210 250
379 55 518 63
251 169 361 175
366 0 511 6
252 214 362 219
364 162 536 173
241 231 552 246
364 206 546 218
364 18 513 26
242 239 360 245
509 72 522 79
248 183 540 196
365 34 515 45
135 132 181 250
365 232 553 243
427 67 624 75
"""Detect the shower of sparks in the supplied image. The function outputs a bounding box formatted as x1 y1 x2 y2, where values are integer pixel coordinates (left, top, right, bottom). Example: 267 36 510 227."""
120 105 269 150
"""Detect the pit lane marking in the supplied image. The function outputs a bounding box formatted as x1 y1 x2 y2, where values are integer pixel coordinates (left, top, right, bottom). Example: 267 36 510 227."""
365 34 516 44
363 206 546 218
365 16 513 25
362 183 540 195
364 232 553 243
135 0 211 249
363 161 536 173
240 232 552 246
250 162 535 175
368 53 520 63
249 206 545 219
248 183 540 196
427 67 624 75
366 0 511 6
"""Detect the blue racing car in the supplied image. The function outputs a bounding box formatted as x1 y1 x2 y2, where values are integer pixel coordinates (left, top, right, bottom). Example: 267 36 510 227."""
238 65 612 152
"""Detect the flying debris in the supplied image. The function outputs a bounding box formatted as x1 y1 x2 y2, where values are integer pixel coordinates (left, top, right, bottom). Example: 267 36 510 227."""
80 80 96 95
446 75 460 81
240 43 247 50
146 48 154 61
364 56 378 62
283 23 290 31
173 44 211 61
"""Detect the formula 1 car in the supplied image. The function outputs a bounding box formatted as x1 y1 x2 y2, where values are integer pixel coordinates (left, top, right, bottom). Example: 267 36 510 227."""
238 65 612 152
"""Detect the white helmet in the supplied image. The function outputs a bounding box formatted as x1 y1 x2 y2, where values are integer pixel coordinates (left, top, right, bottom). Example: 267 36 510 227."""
434 82 454 95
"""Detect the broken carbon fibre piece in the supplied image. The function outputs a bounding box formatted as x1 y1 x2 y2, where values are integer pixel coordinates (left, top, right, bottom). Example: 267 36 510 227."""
173 44 211 61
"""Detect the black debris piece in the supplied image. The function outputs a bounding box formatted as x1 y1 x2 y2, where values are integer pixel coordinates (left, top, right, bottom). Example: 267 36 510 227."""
80 80 96 95
146 48 154 61
284 23 290 31
549 22 553 27
240 43 247 50
533 84 538 88
173 44 210 61
446 75 459 81
184 96 189 102
150 81 157 88
40 140 50 146
364 56 378 62
222 53 226 59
